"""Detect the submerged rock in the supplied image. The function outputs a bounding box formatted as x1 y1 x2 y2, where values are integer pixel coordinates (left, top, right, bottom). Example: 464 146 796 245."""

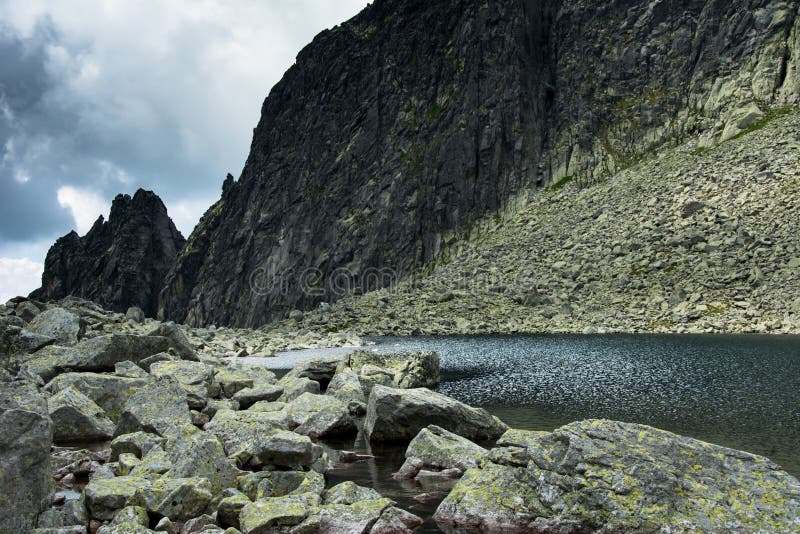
364 385 507 442
434 419 800 532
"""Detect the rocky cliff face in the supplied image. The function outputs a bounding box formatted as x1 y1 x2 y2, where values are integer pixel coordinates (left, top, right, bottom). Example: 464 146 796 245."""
156 0 799 328
32 189 185 317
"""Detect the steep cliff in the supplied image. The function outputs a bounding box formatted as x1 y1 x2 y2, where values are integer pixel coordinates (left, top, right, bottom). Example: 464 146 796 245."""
32 189 185 317
156 0 799 328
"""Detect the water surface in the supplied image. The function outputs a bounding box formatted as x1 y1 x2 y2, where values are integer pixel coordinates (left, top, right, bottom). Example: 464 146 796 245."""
268 334 800 531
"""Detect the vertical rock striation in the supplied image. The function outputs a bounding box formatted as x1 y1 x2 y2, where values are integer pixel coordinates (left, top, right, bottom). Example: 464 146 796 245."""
157 0 800 327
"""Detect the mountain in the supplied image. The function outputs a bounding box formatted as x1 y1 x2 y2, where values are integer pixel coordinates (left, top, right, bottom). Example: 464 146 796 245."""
158 0 800 327
31 189 185 317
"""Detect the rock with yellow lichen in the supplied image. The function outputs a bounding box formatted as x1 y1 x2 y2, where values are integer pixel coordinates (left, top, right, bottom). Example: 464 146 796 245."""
434 419 800 532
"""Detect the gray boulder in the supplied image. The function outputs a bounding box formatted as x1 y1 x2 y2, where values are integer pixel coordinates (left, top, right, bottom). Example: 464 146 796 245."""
399 425 487 478
322 482 382 505
364 385 507 442
239 493 320 533
26 334 171 381
277 375 320 402
114 380 194 438
115 360 150 378
45 372 151 421
150 360 215 409
164 429 242 492
285 392 357 438
145 323 197 360
130 477 213 521
327 368 366 405
0 381 53 532
85 476 152 520
49 385 115 442
369 506 423 533
232 384 284 408
283 356 341 385
318 498 393 533
342 351 440 391
205 408 290 463
125 306 145 323
28 307 84 344
434 419 800 532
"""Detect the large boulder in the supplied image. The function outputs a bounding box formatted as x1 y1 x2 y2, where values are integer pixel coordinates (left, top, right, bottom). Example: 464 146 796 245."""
85 476 152 520
342 351 440 391
239 493 321 533
150 360 215 409
114 380 194 438
397 425 487 478
27 307 84 344
233 384 284 408
164 429 242 492
277 375 320 402
318 498 393 533
49 385 115 442
327 368 366 405
130 477 213 521
283 356 341 386
25 334 171 381
284 392 357 438
145 323 197 360
110 432 167 461
45 372 151 421
0 381 53 532
205 409 318 468
364 385 507 442
434 419 800 532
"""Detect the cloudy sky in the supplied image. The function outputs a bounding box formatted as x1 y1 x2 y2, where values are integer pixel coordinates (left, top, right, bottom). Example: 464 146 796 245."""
0 0 369 302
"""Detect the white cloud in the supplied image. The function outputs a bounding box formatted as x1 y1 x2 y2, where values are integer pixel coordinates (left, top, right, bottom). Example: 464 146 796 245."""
57 185 108 234
0 257 43 303
167 195 219 237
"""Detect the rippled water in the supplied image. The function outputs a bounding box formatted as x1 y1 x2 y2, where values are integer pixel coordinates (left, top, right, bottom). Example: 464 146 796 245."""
268 334 800 532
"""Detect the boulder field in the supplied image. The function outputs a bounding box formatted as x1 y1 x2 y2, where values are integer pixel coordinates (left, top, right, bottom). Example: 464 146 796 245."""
1 298 799 533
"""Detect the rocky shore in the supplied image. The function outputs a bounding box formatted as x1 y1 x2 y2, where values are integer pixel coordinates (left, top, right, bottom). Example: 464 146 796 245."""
2 298 800 533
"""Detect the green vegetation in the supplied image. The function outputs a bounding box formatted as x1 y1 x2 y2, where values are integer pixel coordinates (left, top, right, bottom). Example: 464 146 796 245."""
548 175 573 191
727 105 796 143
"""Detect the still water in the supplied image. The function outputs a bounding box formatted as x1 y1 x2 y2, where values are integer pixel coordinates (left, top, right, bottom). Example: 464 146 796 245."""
269 334 800 531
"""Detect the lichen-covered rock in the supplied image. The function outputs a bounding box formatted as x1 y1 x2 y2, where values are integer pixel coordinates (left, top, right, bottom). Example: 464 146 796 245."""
85 476 152 520
239 493 321 533
150 360 215 409
129 446 172 476
322 482 382 506
403 424 487 474
130 477 213 521
110 431 167 461
434 419 800 532
369 506 423 534
343 351 440 390
45 372 152 421
0 381 53 532
284 392 356 439
277 375 320 402
164 429 242 492
327 368 366 405
232 384 284 408
364 385 507 442
255 471 325 500
35 498 88 530
49 385 115 442
495 428 550 449
145 322 197 360
205 409 290 464
114 360 150 378
96 505 153 533
318 498 393 534
26 334 171 381
114 380 194 438
217 491 251 529
27 307 84 344
283 356 341 385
